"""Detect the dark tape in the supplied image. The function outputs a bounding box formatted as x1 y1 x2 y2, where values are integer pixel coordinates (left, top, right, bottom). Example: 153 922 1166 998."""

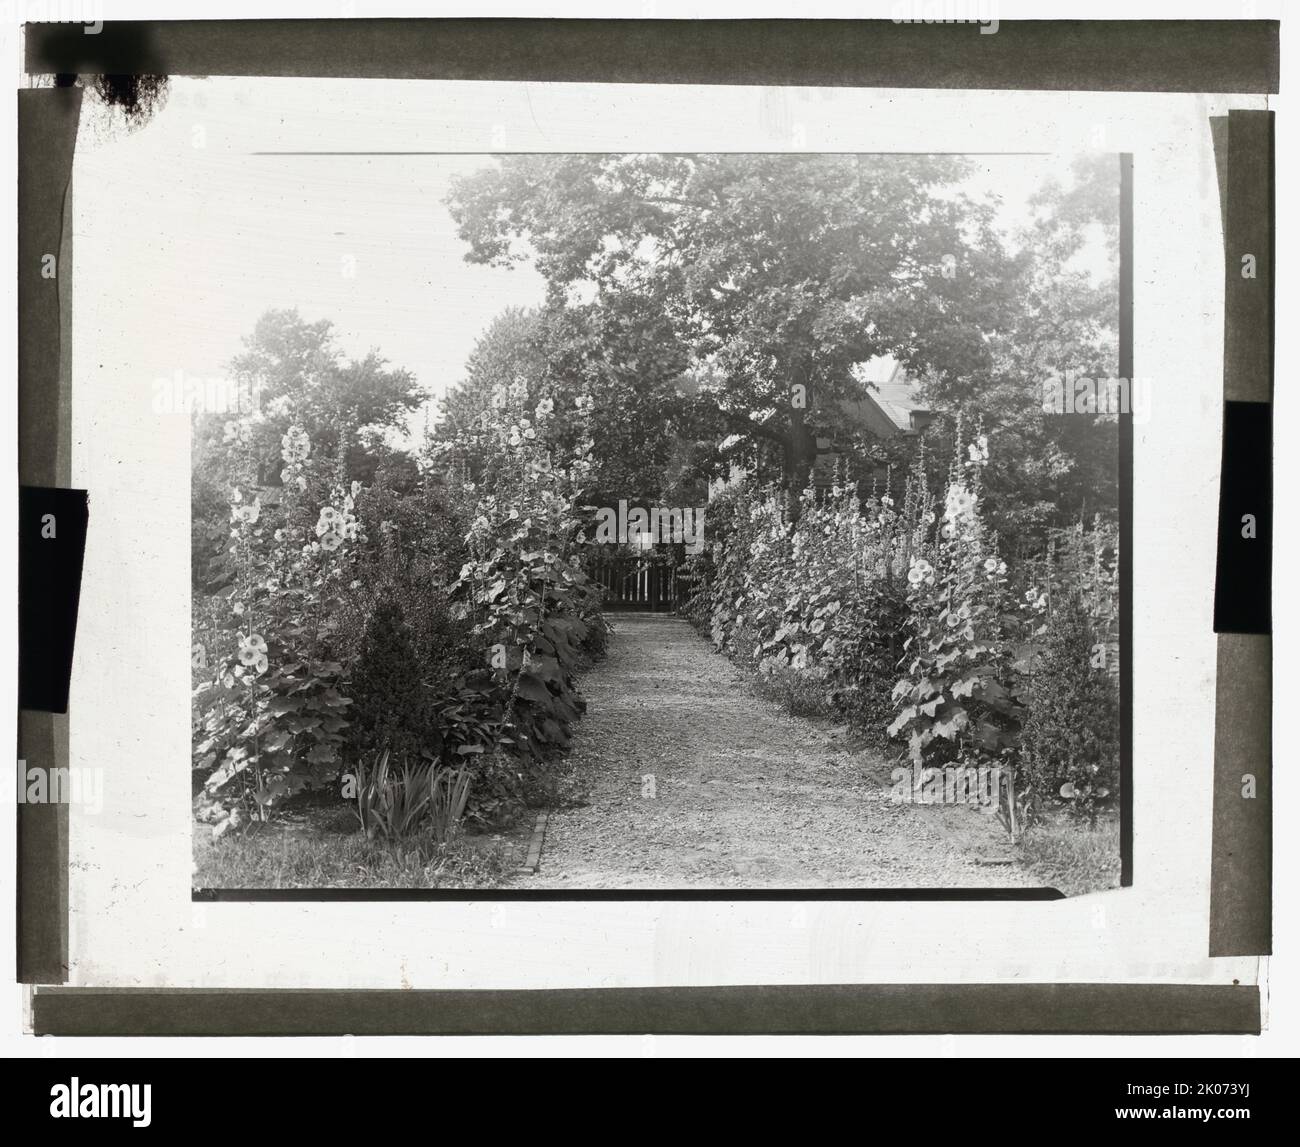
1213 402 1272 636
18 487 89 715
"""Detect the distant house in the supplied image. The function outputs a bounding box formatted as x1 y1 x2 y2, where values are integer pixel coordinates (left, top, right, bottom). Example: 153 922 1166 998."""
811 357 932 488
709 357 933 497
837 356 934 439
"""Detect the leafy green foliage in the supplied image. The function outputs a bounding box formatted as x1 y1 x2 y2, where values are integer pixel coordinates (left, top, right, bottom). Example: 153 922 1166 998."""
685 466 927 738
1021 595 1120 825
194 309 609 837
913 154 1122 546
888 439 1022 768
446 154 1015 516
193 423 360 820
354 751 435 843
438 301 693 506
188 309 423 570
436 375 607 785
429 766 474 845
352 750 474 848
692 426 1120 833
347 598 432 764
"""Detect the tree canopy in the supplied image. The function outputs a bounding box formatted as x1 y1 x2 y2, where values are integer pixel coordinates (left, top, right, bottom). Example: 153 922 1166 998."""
191 309 423 589
443 153 1120 532
448 155 1019 508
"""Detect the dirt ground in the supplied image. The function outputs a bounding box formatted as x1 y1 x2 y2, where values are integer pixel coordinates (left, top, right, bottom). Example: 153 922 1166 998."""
518 612 1038 890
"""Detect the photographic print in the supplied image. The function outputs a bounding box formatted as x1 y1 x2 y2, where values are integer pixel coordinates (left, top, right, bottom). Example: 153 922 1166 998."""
19 13 1273 1043
116 92 1121 894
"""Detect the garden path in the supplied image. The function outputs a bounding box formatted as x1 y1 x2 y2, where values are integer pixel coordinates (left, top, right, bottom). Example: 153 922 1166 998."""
521 612 1037 889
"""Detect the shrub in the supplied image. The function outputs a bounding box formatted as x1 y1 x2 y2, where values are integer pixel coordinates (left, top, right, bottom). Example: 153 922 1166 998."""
347 598 432 764
344 466 479 696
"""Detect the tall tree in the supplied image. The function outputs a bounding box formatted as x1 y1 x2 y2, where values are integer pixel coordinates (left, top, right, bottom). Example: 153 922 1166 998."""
447 154 1013 517
437 299 697 505
191 310 423 587
914 154 1121 541
197 308 423 487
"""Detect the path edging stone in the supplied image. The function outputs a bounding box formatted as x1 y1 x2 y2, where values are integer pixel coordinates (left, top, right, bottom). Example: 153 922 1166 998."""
518 811 549 875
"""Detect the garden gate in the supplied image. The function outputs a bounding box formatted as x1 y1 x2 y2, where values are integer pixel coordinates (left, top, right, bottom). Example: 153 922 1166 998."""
588 550 683 612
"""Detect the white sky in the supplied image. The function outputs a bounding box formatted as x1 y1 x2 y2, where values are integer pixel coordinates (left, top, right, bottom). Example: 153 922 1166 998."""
73 76 1104 427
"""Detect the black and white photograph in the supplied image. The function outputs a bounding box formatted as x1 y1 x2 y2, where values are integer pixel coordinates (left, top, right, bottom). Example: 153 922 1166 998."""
79 78 1127 894
9 7 1284 1069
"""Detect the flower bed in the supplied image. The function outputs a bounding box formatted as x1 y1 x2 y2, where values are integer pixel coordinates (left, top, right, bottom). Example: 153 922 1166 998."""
682 426 1120 835
193 364 607 843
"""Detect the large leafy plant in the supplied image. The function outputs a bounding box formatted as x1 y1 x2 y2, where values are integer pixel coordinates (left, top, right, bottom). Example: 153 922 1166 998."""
684 466 928 737
194 421 360 821
888 437 1022 771
428 382 608 820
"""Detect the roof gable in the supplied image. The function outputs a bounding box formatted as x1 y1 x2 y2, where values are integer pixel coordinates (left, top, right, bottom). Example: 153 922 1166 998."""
842 357 930 434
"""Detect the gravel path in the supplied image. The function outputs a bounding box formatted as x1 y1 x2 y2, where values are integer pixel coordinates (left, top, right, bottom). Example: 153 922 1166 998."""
521 612 1036 889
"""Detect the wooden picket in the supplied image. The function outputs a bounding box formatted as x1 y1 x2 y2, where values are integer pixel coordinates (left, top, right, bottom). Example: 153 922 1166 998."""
588 550 682 612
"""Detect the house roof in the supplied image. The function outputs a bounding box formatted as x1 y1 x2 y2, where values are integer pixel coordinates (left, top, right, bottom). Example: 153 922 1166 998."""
713 357 929 453
849 356 929 433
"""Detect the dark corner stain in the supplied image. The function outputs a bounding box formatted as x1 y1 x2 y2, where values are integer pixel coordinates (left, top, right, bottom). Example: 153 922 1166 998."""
39 21 170 128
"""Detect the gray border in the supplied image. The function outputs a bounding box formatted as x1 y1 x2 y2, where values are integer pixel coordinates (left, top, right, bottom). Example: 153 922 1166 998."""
30 984 1261 1036
1208 111 1272 956
17 87 80 984
23 19 1280 93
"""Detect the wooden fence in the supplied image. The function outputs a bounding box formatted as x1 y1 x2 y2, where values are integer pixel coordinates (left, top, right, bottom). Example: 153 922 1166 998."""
588 550 684 611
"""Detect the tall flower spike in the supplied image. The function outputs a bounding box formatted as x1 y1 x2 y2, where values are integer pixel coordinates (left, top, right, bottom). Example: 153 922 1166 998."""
905 439 922 534
950 411 965 488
